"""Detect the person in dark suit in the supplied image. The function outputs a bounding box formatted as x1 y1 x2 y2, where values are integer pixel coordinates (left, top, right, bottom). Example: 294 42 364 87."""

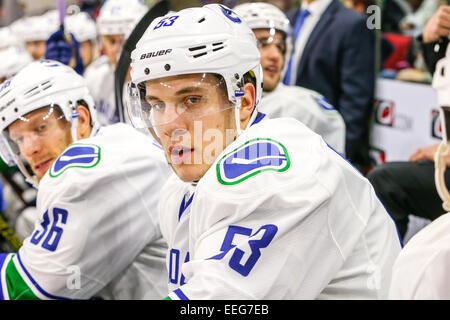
284 0 375 171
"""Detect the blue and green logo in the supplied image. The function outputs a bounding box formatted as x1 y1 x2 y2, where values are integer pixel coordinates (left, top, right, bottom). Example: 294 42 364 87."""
216 138 290 185
49 143 101 178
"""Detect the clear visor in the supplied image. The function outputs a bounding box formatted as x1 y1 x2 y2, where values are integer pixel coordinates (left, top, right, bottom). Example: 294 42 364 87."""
125 73 236 137
255 28 287 55
1 105 71 186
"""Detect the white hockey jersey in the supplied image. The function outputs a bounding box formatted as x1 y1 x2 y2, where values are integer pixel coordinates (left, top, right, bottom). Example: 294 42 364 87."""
160 115 401 300
84 56 118 126
260 83 346 155
0 123 171 299
389 213 450 299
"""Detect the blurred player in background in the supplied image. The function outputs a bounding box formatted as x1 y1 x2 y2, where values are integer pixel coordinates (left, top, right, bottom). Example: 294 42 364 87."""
84 0 148 126
234 2 346 155
65 11 99 70
13 12 59 60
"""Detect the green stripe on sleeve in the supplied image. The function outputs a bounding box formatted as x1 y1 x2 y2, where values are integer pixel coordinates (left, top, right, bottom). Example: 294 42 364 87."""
5 257 39 300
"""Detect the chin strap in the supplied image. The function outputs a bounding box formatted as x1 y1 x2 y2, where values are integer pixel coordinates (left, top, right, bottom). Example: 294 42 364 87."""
434 141 450 211
234 95 259 138
15 155 38 189
435 106 450 211
234 96 243 137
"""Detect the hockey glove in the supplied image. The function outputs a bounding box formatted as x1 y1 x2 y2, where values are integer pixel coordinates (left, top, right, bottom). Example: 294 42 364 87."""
45 27 84 75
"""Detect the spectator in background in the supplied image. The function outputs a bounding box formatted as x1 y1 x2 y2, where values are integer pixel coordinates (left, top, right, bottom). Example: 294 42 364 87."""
388 52 450 299
381 0 411 33
368 143 450 242
283 0 375 172
369 5 450 242
420 4 450 74
400 0 439 35
386 0 440 84
76 0 102 20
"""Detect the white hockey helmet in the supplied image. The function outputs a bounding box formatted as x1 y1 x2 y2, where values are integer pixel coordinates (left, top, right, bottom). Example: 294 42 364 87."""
0 46 33 81
97 0 148 38
17 13 59 43
66 11 98 42
128 4 262 135
0 27 20 50
0 60 99 186
233 2 290 35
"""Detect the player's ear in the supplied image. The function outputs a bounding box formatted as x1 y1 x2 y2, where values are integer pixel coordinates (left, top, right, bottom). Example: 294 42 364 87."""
240 82 256 125
76 105 92 140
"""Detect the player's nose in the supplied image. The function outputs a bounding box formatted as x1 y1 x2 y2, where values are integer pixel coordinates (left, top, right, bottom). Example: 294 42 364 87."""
266 44 282 61
159 106 189 138
21 133 41 157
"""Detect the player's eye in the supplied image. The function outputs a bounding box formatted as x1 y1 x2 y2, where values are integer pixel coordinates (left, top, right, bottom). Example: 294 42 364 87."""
277 43 286 54
257 39 268 48
184 96 203 109
10 135 23 145
149 101 165 112
36 123 48 134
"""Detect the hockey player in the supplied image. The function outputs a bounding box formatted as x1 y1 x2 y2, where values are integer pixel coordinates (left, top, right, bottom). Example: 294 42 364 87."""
14 13 59 60
0 60 170 300
0 46 32 83
84 0 147 126
65 11 99 69
388 49 450 299
127 4 401 299
233 2 346 155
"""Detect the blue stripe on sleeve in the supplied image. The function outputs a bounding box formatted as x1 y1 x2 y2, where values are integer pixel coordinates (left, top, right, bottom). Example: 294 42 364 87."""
174 288 189 300
16 251 70 300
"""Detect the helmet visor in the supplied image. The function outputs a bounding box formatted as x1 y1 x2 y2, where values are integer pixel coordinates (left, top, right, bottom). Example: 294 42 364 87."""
126 73 236 136
2 105 72 184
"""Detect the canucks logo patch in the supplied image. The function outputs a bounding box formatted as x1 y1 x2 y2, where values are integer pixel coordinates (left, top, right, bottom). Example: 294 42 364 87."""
49 143 101 178
216 138 290 185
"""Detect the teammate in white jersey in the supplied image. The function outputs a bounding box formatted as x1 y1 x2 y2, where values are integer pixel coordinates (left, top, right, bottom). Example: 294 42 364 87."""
126 4 401 299
84 0 147 125
0 46 32 83
389 49 450 299
65 11 99 69
233 2 346 155
14 13 59 61
0 60 170 300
